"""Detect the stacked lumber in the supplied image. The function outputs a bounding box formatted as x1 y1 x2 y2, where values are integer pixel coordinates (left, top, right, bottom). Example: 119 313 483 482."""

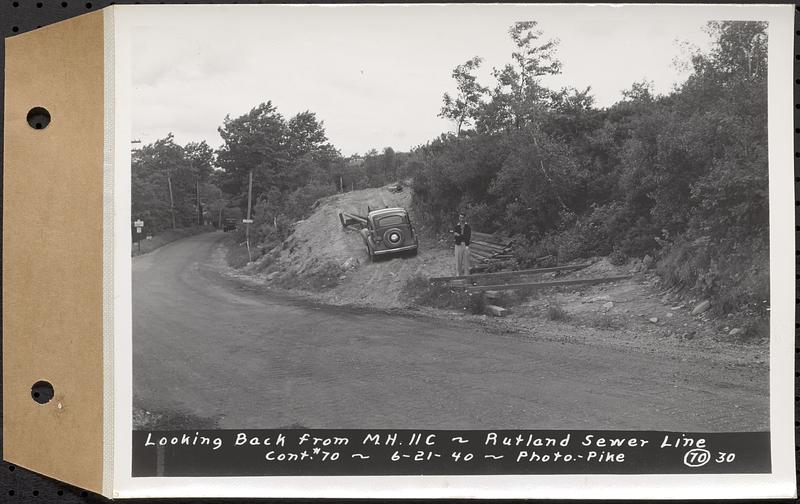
469 231 514 267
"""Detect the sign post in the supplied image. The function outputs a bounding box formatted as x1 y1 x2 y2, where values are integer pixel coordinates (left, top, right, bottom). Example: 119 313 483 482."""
133 219 144 253
245 170 253 263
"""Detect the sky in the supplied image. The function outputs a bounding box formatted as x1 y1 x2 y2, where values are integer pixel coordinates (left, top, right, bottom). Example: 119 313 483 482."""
129 4 738 156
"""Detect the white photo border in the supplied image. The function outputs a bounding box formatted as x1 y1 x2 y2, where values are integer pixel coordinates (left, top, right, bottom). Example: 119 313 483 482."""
109 3 796 499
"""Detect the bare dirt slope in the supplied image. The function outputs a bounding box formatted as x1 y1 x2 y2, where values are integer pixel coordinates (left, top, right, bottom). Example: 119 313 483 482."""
236 183 455 307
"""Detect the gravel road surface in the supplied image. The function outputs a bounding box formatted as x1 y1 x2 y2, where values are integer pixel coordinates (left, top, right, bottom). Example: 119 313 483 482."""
133 233 768 431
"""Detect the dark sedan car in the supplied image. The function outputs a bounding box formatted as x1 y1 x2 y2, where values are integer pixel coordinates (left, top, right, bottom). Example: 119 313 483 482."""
359 207 419 261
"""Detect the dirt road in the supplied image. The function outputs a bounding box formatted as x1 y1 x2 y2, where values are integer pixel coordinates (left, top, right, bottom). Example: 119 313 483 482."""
133 232 768 431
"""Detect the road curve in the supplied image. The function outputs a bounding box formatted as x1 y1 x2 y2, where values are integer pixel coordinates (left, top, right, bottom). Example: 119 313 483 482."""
133 232 768 430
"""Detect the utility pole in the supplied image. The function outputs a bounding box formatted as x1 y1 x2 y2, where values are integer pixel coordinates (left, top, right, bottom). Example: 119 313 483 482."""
167 171 176 230
245 169 253 263
196 178 201 226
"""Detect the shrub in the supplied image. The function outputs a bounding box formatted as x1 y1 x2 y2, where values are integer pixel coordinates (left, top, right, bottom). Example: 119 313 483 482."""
733 318 769 343
608 247 628 266
225 235 262 269
466 292 486 315
402 274 472 311
303 261 345 291
588 313 623 330
131 225 216 257
656 233 769 316
546 304 569 321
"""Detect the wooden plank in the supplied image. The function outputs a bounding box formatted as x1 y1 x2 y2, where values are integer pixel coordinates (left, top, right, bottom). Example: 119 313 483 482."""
464 275 632 292
471 231 513 245
471 240 509 251
430 263 592 283
338 211 367 228
469 254 495 262
470 250 495 260
468 242 497 251
469 244 507 256
484 305 509 317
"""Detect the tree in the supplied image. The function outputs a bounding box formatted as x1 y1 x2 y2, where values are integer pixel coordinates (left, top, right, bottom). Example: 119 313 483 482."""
287 111 330 160
439 56 488 135
412 19 769 314
131 134 186 231
479 21 562 132
216 102 290 202
701 21 767 80
184 141 215 182
381 147 396 181
184 141 215 224
132 134 229 232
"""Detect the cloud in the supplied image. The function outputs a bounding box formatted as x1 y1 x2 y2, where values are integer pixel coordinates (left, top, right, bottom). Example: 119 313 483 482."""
130 4 727 155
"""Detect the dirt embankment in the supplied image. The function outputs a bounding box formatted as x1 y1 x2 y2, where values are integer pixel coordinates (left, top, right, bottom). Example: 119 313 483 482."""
228 183 455 307
219 184 768 367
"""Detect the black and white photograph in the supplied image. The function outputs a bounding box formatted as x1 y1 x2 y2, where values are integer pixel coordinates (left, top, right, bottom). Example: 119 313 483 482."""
117 3 793 496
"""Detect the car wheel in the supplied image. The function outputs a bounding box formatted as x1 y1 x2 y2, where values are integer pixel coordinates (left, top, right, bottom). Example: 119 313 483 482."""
383 228 405 249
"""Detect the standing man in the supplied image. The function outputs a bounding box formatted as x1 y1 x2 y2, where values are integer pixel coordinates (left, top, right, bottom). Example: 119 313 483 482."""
453 212 471 276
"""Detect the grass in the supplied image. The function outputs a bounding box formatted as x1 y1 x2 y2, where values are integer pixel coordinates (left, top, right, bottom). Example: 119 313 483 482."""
586 312 624 330
545 304 569 321
303 262 346 291
731 318 769 343
131 225 215 256
402 274 482 313
225 239 257 268
656 235 769 317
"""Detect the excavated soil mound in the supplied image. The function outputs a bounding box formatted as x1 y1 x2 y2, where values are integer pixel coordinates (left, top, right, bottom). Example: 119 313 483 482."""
242 183 455 307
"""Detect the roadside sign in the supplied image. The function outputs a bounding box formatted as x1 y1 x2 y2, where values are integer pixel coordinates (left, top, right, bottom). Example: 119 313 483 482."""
133 219 144 227
136 227 142 233
242 219 254 224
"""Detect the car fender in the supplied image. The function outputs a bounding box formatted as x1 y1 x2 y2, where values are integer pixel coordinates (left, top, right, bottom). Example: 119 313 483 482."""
359 228 370 244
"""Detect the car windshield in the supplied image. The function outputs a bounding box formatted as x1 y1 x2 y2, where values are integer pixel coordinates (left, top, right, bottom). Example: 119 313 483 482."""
376 215 405 227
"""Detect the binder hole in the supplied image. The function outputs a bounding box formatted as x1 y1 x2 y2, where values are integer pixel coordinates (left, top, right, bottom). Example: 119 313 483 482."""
26 107 51 130
31 381 54 404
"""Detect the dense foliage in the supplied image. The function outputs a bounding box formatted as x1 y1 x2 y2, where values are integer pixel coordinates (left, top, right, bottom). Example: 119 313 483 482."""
131 135 221 233
411 21 769 313
132 105 417 244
